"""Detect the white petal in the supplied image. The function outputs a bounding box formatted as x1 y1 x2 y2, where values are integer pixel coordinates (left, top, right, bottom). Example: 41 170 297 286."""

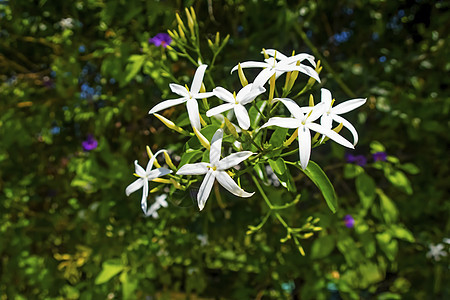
213 87 234 103
307 123 354 149
279 53 316 67
134 160 146 177
146 149 167 173
306 102 328 122
176 162 209 175
190 64 208 94
149 97 187 114
206 103 234 117
319 114 333 143
332 98 367 114
197 170 215 211
186 98 201 130
156 194 168 207
260 117 300 129
215 171 254 197
332 114 360 145
194 91 215 99
147 167 172 180
277 64 320 83
253 68 276 87
276 98 305 120
298 125 312 170
264 49 288 60
320 88 333 107
237 84 266 105
231 61 269 73
320 114 333 130
210 128 223 165
125 178 144 196
217 151 253 170
140 181 149 214
169 83 189 97
234 105 251 130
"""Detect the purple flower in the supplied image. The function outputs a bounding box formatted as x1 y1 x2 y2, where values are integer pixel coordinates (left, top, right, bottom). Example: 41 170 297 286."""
82 134 98 151
373 151 387 162
343 215 355 228
148 33 172 48
345 153 367 167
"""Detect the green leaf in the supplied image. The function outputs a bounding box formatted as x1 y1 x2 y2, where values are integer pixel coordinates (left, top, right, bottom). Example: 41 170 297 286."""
123 55 146 85
311 235 335 259
185 124 220 150
355 172 376 210
377 188 399 224
376 232 398 261
268 158 296 192
399 163 420 175
269 127 288 148
302 161 338 213
120 271 138 300
95 260 124 285
249 101 267 129
370 140 386 153
389 225 415 242
343 163 364 179
384 167 413 195
179 149 203 167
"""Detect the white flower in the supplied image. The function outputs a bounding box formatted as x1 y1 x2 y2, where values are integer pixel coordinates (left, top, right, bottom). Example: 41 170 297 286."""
319 88 366 145
426 243 447 261
146 194 169 218
176 129 254 211
261 98 354 170
59 18 74 29
231 49 320 87
125 150 172 215
149 64 214 129
197 234 208 246
206 83 265 130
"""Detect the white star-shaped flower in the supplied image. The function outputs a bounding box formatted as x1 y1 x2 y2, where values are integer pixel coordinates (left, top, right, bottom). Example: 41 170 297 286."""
146 194 169 218
176 129 254 211
261 98 354 170
319 88 366 145
149 64 214 129
426 243 447 261
125 150 172 215
206 83 265 130
231 49 320 87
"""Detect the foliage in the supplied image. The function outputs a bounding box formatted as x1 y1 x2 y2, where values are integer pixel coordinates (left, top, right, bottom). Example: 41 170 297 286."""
0 0 448 299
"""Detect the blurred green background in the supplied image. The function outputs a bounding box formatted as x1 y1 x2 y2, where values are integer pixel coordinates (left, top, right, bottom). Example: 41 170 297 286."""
0 0 449 299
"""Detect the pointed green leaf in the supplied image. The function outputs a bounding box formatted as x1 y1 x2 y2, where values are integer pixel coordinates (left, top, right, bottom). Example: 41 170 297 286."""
95 260 124 285
302 161 338 213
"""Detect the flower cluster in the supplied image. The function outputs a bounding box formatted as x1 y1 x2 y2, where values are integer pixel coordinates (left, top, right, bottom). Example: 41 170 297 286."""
126 48 366 214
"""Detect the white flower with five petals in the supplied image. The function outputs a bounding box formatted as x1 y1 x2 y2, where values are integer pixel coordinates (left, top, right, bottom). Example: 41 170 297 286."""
231 49 320 87
319 88 366 145
146 194 169 218
206 83 265 130
176 129 254 211
261 98 354 170
149 64 214 129
125 150 172 215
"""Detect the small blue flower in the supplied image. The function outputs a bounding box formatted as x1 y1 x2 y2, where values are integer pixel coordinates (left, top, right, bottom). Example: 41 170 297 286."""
345 153 367 167
373 151 387 162
82 134 98 151
343 215 355 228
148 33 172 48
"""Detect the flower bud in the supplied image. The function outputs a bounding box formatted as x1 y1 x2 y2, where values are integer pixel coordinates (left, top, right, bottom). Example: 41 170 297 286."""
193 127 210 150
237 63 248 87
